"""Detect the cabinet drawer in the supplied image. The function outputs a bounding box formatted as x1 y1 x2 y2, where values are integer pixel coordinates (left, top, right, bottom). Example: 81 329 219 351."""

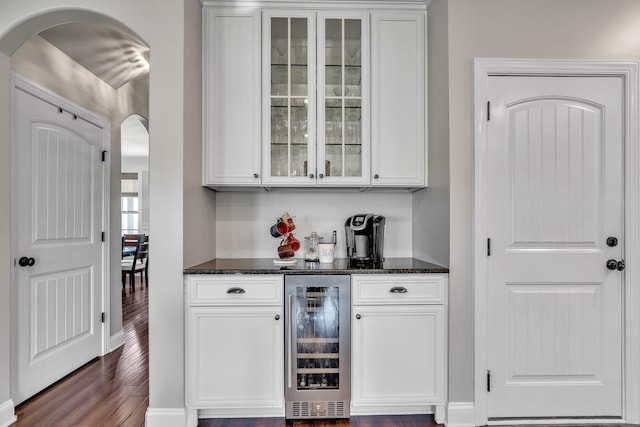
351 274 446 305
186 275 283 306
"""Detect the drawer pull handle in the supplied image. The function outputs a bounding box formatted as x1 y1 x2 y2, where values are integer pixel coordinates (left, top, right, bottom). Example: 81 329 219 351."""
389 286 408 294
227 287 246 294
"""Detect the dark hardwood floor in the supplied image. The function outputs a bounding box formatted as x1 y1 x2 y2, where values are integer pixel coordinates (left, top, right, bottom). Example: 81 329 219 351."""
12 279 149 427
14 278 638 427
10 279 439 427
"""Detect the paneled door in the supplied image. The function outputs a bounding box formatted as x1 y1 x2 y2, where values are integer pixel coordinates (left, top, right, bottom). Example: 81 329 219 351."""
486 75 623 418
12 77 106 404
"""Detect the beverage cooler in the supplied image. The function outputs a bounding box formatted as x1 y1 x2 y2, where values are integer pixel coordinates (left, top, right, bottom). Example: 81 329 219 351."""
285 275 351 419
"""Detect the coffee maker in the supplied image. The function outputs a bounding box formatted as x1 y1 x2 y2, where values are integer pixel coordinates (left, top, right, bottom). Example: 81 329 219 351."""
345 214 385 266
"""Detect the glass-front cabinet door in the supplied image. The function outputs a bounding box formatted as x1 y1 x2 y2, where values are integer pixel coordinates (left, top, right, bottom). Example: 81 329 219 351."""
263 11 368 187
263 11 316 186
317 12 369 186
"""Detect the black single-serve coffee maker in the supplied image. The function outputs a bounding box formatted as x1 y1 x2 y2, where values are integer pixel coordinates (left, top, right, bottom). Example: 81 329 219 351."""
345 214 385 267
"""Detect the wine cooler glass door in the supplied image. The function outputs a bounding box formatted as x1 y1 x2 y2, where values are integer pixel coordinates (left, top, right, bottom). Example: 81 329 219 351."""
285 275 350 416
295 285 340 390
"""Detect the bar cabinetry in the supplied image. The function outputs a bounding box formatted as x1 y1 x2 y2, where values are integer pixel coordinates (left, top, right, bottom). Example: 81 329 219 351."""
202 1 427 189
185 275 284 421
351 274 447 420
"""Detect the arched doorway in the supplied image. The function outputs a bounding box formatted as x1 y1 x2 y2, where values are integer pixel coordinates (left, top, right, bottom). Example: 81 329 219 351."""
1 9 150 418
121 114 150 236
1 3 204 426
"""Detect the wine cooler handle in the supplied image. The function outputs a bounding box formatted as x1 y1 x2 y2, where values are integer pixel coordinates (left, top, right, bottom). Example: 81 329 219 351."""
287 293 293 389
389 286 408 294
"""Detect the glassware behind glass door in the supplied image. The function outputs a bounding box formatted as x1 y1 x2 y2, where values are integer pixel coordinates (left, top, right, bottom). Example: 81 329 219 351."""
295 286 340 389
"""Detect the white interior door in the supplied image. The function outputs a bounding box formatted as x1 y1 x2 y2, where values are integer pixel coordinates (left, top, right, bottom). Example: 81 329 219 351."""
12 78 105 404
486 75 623 418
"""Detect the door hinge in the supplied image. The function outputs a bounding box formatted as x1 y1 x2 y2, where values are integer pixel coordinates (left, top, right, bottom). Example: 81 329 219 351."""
487 238 491 256
101 150 107 162
101 231 105 242
487 101 491 121
101 312 106 323
487 370 491 392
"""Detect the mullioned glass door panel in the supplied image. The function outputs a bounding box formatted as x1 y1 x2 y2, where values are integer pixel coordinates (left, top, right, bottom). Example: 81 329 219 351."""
317 13 369 186
265 14 315 184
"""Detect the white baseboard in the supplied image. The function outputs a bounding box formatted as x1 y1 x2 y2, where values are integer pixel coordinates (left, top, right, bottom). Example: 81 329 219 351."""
145 407 187 427
488 419 626 425
447 402 475 427
110 329 125 351
0 399 17 427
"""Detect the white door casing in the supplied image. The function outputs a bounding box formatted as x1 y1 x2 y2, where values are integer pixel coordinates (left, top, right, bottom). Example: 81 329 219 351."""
474 59 640 425
11 74 109 404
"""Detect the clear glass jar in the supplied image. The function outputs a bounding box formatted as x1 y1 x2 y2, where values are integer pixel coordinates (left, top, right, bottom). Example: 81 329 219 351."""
304 231 323 261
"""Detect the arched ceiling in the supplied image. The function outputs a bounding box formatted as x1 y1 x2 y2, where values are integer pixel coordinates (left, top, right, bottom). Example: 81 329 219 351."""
39 20 149 89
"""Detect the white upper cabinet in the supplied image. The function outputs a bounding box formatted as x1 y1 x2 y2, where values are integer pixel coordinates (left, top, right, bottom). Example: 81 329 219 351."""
262 11 369 187
202 2 427 190
203 7 262 186
371 12 426 187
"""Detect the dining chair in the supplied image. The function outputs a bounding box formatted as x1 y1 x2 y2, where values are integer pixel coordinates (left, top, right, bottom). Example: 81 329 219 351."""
122 233 140 259
121 235 149 291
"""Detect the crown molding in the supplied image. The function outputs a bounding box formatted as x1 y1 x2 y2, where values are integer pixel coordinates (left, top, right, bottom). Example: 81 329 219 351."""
201 0 430 11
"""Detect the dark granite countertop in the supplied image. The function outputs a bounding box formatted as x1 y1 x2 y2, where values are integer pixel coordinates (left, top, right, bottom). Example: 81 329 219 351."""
184 258 449 275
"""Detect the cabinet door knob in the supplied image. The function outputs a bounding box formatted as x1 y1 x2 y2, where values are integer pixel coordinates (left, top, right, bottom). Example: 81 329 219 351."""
253 173 259 179
309 173 315 179
355 313 361 319
275 314 280 320
319 173 324 179
373 174 379 179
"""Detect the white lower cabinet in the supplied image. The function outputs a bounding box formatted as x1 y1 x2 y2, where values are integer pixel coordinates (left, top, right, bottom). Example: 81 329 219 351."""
185 273 447 423
185 275 284 421
351 274 448 418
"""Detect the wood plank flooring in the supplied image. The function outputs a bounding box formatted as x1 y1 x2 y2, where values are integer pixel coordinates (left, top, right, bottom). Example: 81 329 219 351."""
12 280 149 427
12 278 640 426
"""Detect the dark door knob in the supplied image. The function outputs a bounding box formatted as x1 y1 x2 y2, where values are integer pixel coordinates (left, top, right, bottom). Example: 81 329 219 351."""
18 257 35 267
607 236 619 247
607 259 625 271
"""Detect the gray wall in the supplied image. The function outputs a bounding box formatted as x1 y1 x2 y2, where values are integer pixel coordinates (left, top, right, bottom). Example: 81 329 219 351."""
0 0 216 417
447 0 640 402
5 0 640 420
183 0 217 267
412 0 450 268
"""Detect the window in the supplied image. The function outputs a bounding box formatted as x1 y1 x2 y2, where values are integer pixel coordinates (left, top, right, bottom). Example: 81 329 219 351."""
121 173 139 234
